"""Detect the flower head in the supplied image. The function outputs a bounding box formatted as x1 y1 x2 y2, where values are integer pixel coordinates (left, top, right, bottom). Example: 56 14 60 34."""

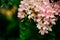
18 0 60 35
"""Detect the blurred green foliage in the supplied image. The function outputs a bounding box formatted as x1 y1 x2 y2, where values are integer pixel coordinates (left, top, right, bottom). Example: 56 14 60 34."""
0 0 60 40
0 0 20 8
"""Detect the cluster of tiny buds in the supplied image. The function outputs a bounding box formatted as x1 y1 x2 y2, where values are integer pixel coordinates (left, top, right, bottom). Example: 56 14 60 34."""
18 0 60 35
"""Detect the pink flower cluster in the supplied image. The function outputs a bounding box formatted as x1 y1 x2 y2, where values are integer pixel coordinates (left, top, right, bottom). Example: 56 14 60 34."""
18 0 60 35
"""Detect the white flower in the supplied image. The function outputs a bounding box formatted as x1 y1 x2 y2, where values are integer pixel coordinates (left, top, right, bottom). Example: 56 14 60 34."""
43 2 47 5
53 19 56 21
50 15 55 18
41 32 44 35
44 21 49 25
36 19 40 22
34 8 39 12
17 13 25 18
25 3 28 6
51 21 56 25
28 15 31 19
48 28 52 31
20 1 25 4
37 14 42 17
40 30 45 35
43 27 47 30
41 14 45 17
47 10 51 13
37 24 42 29
18 8 23 11
27 11 32 14
55 12 58 15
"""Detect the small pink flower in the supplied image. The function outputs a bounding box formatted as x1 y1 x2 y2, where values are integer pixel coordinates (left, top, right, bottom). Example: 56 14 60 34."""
17 12 25 18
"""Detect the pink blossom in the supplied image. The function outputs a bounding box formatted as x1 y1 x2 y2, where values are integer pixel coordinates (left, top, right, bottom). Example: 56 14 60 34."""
18 0 60 35
17 12 25 18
